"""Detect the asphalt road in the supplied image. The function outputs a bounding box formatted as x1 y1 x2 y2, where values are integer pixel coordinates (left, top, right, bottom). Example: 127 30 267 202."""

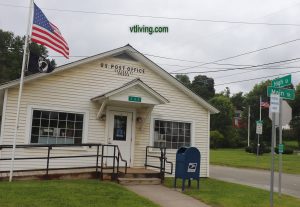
210 165 300 199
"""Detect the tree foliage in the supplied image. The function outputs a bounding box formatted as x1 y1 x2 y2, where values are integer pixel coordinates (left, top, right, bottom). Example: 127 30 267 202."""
210 95 234 131
175 74 215 100
0 29 56 84
230 92 245 110
191 75 215 100
290 83 300 148
243 80 272 144
175 74 191 87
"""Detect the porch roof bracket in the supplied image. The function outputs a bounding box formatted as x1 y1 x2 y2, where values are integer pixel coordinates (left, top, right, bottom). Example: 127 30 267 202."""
97 99 108 119
140 106 154 130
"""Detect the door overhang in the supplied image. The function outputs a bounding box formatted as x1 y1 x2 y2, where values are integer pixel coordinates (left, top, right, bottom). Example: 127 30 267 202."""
91 78 169 119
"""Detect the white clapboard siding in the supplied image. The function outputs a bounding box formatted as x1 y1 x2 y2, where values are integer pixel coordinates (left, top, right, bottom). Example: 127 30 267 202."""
0 56 210 176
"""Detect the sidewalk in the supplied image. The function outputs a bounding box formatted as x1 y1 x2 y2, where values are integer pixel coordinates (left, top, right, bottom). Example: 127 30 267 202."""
126 184 210 207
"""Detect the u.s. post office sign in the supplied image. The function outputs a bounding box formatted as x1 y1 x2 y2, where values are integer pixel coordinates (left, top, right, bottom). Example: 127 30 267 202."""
100 62 145 77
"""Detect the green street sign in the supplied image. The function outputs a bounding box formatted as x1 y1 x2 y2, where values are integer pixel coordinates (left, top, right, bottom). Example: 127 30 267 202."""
128 96 142 102
271 75 292 88
278 144 284 153
267 86 295 100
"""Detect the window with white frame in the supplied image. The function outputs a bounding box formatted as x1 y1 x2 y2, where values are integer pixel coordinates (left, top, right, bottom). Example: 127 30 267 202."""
153 119 191 149
30 109 84 144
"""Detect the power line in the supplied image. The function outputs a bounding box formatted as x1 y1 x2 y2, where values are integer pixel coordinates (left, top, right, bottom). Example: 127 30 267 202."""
171 38 300 73
179 59 300 86
1 3 300 27
171 57 300 74
214 59 300 80
215 70 300 86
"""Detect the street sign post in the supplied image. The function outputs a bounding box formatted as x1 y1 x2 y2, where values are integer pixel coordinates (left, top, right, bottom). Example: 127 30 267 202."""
267 86 295 100
271 74 291 88
268 74 294 206
256 121 263 135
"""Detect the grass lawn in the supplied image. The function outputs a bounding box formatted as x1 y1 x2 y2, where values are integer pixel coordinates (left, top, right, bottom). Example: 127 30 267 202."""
164 178 300 207
0 179 159 207
284 140 299 150
210 148 300 174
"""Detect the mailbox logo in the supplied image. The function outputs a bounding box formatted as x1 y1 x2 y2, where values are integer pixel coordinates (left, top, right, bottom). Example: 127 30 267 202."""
187 163 197 173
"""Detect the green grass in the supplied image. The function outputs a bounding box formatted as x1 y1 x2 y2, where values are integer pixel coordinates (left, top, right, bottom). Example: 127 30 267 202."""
0 180 159 207
210 148 300 174
284 140 299 150
164 178 300 207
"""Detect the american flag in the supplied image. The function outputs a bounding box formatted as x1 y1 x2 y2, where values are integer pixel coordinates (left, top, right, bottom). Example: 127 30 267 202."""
260 101 270 109
31 3 69 58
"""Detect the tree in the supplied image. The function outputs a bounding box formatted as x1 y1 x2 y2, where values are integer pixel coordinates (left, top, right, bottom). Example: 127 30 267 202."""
230 92 245 110
191 75 215 100
243 80 272 144
210 130 224 148
175 74 191 87
209 95 238 147
0 29 56 84
290 83 300 148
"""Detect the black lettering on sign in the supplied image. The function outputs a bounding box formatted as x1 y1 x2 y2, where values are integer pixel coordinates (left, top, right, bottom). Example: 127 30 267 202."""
100 62 146 77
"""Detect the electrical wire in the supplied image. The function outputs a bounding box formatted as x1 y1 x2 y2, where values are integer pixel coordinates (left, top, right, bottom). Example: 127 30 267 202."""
171 38 300 73
1 3 300 27
215 70 300 86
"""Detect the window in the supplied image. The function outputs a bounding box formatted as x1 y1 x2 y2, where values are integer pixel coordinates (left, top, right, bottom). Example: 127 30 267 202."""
113 115 127 141
30 109 84 144
153 120 191 149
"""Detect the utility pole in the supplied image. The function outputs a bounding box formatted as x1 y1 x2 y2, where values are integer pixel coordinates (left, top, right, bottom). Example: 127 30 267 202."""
247 106 251 147
278 98 283 196
256 96 262 159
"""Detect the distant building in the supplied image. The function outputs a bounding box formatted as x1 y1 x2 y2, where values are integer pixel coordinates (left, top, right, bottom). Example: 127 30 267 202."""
233 109 245 128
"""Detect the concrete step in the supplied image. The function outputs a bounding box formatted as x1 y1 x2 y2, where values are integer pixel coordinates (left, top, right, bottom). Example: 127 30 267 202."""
118 177 161 185
119 172 161 179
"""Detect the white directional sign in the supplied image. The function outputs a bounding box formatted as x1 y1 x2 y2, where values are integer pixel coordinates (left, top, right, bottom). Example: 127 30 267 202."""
256 121 263 135
269 100 292 126
270 94 280 113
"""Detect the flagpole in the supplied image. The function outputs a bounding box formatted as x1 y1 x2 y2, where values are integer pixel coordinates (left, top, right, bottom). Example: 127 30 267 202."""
9 0 34 182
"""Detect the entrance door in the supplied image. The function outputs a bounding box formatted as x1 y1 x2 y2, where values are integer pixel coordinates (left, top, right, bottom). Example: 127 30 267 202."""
107 111 133 166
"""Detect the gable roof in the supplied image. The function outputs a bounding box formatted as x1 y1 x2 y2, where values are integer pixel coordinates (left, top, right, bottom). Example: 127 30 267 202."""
0 44 219 114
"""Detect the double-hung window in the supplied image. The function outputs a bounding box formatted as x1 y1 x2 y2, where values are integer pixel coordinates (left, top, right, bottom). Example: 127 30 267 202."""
30 109 84 144
153 119 191 149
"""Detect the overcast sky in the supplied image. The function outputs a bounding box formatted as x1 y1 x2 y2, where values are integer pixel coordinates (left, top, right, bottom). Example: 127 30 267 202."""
1 0 300 94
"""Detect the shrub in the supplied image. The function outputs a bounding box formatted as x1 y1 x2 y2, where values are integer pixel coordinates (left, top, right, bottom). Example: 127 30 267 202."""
275 147 294 154
245 142 270 155
245 146 252 153
210 130 224 149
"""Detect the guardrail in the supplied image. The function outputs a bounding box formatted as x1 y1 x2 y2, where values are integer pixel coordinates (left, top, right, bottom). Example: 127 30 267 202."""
144 146 173 183
0 143 127 180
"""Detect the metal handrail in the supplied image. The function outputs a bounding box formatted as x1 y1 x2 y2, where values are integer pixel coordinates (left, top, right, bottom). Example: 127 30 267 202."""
116 145 127 174
145 146 173 182
0 143 128 180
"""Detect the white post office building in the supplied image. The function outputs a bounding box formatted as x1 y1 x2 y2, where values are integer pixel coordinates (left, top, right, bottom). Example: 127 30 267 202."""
0 45 218 177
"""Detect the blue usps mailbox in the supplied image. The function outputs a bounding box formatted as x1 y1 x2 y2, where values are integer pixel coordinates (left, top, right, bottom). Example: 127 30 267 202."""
174 147 201 191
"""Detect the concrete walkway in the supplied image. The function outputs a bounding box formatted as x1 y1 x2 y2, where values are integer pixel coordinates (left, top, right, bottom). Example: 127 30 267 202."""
126 184 210 207
210 165 300 198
